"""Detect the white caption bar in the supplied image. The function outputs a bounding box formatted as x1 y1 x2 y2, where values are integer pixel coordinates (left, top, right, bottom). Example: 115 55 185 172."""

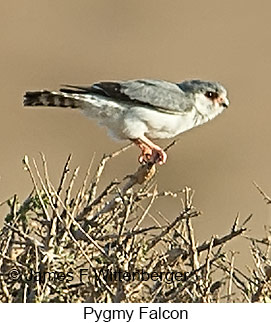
0 303 269 323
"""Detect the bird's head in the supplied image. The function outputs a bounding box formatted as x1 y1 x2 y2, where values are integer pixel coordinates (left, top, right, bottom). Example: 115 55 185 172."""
178 80 229 119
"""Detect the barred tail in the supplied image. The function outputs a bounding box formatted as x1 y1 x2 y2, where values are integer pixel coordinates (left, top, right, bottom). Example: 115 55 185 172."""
23 90 79 109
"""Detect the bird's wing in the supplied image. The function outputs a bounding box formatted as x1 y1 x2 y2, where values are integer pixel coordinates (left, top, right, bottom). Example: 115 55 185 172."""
61 80 193 115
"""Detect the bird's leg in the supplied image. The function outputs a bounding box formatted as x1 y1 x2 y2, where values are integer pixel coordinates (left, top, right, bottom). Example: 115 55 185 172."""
132 137 167 165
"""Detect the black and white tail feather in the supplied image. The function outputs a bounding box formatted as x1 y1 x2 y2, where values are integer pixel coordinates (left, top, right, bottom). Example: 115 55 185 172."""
23 89 82 109
23 84 129 136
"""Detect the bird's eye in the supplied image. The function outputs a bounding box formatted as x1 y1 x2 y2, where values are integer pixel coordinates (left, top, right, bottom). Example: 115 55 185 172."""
205 91 218 100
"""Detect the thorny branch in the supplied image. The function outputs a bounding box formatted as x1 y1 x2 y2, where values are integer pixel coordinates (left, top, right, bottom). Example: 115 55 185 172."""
0 143 270 302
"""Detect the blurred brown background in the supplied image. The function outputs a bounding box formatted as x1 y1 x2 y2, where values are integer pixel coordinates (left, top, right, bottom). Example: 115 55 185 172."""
1 0 271 259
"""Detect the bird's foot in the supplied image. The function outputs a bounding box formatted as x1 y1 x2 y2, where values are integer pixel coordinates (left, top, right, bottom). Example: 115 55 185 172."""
136 143 152 163
132 138 168 165
135 141 167 165
151 147 167 165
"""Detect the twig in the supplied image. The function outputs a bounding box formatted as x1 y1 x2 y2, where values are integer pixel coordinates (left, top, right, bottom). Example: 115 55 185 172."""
253 181 271 204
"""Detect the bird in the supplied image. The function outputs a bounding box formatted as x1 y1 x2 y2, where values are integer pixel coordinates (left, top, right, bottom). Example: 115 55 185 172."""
23 79 229 165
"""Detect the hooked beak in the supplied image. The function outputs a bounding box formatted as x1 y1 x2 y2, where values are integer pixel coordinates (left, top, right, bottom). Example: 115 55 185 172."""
218 96 229 108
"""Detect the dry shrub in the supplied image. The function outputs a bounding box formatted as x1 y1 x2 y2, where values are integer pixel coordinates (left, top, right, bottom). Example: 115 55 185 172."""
0 145 270 302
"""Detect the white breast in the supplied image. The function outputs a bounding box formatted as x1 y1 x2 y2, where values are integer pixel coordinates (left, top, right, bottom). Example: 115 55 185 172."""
121 106 201 140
